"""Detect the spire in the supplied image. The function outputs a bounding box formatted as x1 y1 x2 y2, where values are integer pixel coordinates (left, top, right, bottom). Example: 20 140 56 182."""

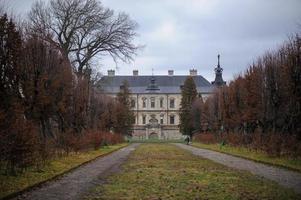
146 71 160 91
212 54 226 86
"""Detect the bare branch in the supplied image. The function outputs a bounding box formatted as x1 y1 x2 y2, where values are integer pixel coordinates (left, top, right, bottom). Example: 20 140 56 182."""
28 0 139 75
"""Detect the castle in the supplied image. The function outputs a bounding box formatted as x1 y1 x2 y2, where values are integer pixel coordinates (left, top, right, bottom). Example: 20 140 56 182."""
98 55 225 139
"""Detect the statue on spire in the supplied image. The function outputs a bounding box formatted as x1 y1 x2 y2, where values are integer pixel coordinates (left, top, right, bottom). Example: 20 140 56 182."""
212 54 226 86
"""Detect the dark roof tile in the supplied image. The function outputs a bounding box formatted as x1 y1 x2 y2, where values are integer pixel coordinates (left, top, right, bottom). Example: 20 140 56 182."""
97 75 215 94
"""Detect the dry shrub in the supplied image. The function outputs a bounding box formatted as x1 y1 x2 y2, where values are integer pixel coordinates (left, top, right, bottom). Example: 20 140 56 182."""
91 131 124 146
85 130 103 150
224 132 243 146
250 129 265 150
279 134 300 158
2 118 40 174
194 132 217 144
251 132 300 158
196 130 301 159
264 133 282 157
83 131 123 150
57 130 125 153
297 144 301 158
33 138 56 170
57 129 78 154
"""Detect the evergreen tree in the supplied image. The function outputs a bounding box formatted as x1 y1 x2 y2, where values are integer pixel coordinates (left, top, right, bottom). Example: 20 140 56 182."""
179 76 198 137
115 80 135 135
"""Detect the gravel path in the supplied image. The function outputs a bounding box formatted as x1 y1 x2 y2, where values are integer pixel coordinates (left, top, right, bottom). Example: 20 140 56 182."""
175 143 301 194
13 143 140 200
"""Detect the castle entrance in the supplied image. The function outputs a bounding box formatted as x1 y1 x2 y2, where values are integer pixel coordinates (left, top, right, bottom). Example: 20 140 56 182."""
146 115 162 139
149 132 158 139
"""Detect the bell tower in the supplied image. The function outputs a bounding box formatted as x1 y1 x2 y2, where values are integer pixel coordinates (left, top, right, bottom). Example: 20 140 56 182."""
212 54 226 86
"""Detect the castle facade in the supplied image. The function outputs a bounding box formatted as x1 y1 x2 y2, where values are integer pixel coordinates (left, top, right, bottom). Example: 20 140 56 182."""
98 56 225 139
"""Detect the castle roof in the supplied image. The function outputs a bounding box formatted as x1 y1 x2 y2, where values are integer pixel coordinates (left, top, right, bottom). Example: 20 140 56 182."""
97 75 214 94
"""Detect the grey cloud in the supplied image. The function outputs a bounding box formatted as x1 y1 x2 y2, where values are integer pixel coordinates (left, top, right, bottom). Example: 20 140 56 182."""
6 0 301 82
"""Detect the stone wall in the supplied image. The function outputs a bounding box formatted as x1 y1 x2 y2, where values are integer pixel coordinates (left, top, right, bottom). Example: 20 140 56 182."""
131 125 182 140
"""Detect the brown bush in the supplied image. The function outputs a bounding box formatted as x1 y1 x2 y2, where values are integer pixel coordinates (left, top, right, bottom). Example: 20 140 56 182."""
224 132 244 146
2 118 40 174
56 130 77 154
194 132 218 144
264 133 283 157
279 134 300 158
250 129 265 150
95 131 124 146
195 130 301 158
56 130 125 154
85 130 103 150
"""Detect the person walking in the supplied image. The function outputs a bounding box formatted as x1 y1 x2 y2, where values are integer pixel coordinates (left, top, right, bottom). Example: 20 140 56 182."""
185 136 190 145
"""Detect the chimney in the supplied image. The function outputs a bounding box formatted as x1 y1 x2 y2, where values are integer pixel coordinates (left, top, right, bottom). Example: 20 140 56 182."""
108 69 115 76
133 70 138 76
189 69 197 76
168 70 174 76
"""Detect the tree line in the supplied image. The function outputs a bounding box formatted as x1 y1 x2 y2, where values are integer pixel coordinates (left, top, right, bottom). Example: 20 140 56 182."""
181 33 301 157
0 0 137 174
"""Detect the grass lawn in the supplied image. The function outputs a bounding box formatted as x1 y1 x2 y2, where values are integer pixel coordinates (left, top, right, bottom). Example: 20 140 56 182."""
192 143 301 172
129 138 185 143
0 143 128 199
86 144 301 200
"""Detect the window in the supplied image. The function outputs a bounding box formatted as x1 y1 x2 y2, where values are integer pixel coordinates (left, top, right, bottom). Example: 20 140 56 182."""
170 98 175 108
131 99 135 108
160 114 164 124
160 98 164 108
142 98 147 108
170 115 175 124
142 115 146 124
151 97 155 108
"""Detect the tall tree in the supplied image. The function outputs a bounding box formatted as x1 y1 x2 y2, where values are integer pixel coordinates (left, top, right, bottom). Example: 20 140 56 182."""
21 36 73 137
28 0 139 134
0 14 22 110
191 98 203 132
0 14 41 174
28 0 139 75
179 76 198 137
204 33 301 140
115 80 135 135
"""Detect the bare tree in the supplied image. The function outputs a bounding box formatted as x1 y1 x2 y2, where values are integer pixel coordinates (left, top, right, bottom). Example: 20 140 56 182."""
28 0 139 75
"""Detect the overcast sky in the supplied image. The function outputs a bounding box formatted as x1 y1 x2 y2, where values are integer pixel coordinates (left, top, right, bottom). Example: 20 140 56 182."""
6 0 301 82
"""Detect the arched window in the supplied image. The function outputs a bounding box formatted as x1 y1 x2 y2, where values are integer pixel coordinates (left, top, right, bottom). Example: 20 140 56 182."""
131 99 136 108
160 97 164 108
170 98 175 108
150 97 155 108
142 115 146 124
142 97 147 108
